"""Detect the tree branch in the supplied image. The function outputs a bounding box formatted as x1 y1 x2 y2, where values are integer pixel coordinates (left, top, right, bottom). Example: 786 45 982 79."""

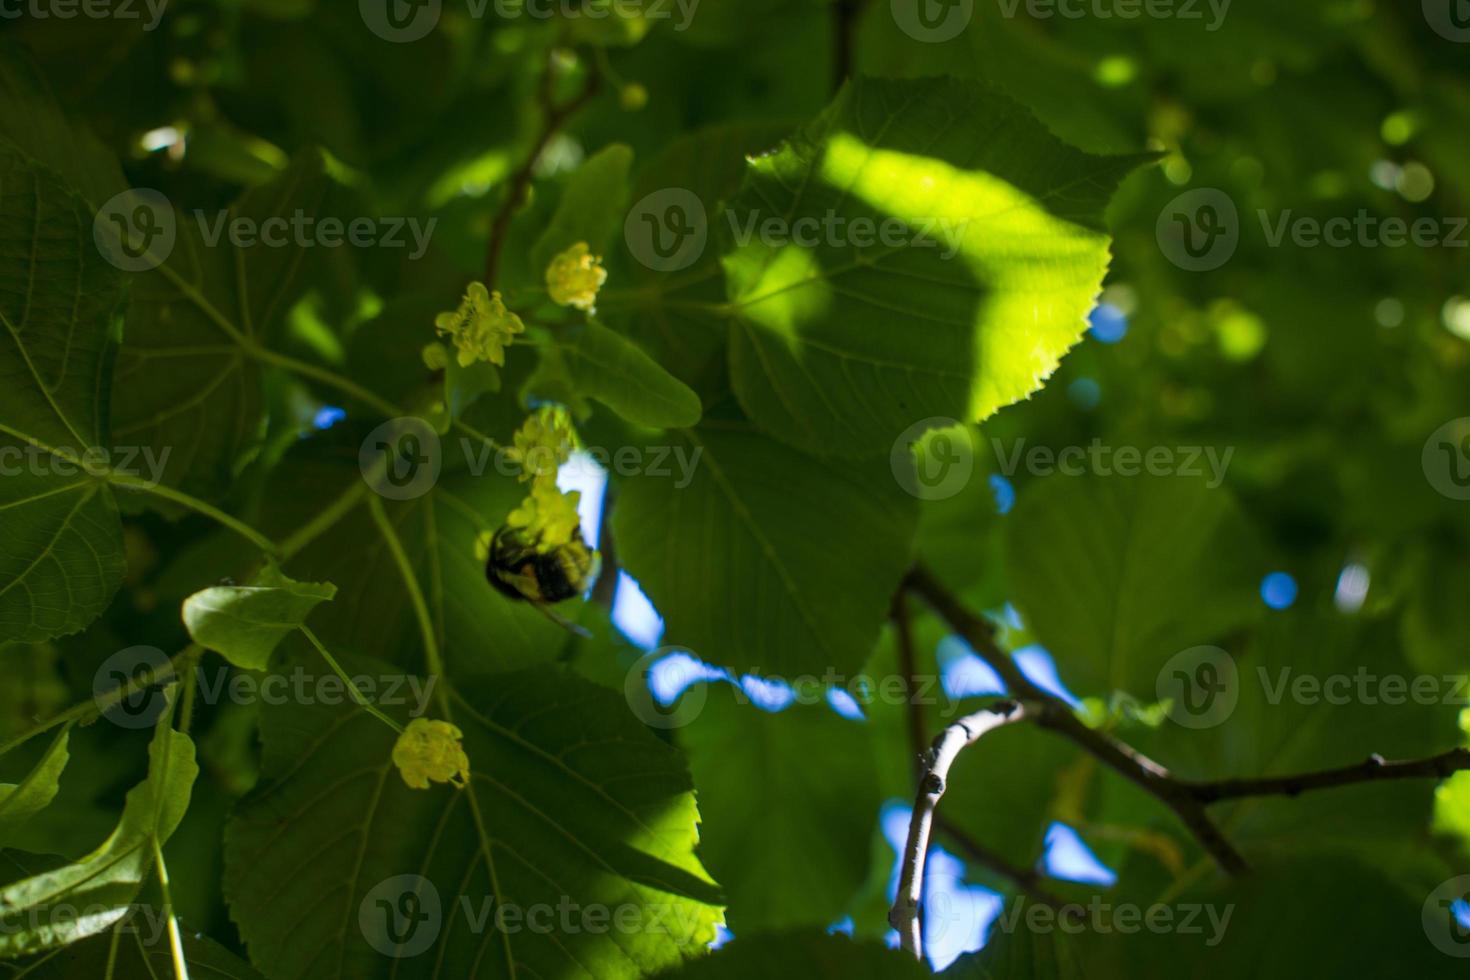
484 60 601 290
931 814 1065 908
1183 747 1470 803
832 0 865 93
905 564 1249 875
890 591 1063 911
906 564 1470 878
891 591 929 781
889 699 1033 960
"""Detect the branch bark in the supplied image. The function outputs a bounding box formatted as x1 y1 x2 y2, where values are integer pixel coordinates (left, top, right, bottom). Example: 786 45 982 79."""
1184 747 1470 803
889 699 1033 960
483 61 601 289
832 0 865 93
891 592 1060 904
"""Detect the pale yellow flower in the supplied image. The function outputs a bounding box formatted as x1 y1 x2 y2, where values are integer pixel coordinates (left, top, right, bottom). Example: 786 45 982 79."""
506 406 577 482
392 718 470 790
434 282 525 367
545 242 608 311
507 478 582 552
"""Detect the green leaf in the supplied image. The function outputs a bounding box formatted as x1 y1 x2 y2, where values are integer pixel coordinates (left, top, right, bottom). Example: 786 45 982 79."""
0 910 269 979
112 151 345 504
677 686 880 932
943 928 1126 980
443 354 501 419
0 727 69 841
1435 773 1470 859
1401 543 1470 676
0 139 127 643
949 858 1459 979
615 427 917 677
723 76 1152 457
224 657 723 979
0 693 197 957
560 320 703 428
531 143 634 277
0 43 345 504
1004 473 1263 697
653 932 930 978
607 122 792 384
182 566 337 671
0 40 126 208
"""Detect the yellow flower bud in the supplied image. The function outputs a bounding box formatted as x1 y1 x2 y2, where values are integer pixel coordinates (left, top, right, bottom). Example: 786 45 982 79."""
392 718 470 790
545 242 608 312
421 341 451 371
620 83 648 111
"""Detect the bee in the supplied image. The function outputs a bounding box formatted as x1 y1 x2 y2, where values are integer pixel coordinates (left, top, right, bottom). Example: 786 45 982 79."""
485 525 599 635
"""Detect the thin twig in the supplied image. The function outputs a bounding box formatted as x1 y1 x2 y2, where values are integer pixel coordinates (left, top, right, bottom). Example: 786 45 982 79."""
832 0 865 93
889 699 1033 960
1184 748 1470 803
931 814 1065 908
890 591 929 781
483 61 601 289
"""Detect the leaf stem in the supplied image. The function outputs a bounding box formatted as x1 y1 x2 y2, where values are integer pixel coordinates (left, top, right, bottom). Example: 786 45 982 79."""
177 649 200 735
365 494 446 684
299 625 405 734
0 646 194 758
150 837 191 980
245 345 404 419
106 473 278 556
278 477 371 561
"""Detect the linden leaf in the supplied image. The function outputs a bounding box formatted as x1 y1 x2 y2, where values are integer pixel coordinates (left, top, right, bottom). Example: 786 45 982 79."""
723 76 1154 457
